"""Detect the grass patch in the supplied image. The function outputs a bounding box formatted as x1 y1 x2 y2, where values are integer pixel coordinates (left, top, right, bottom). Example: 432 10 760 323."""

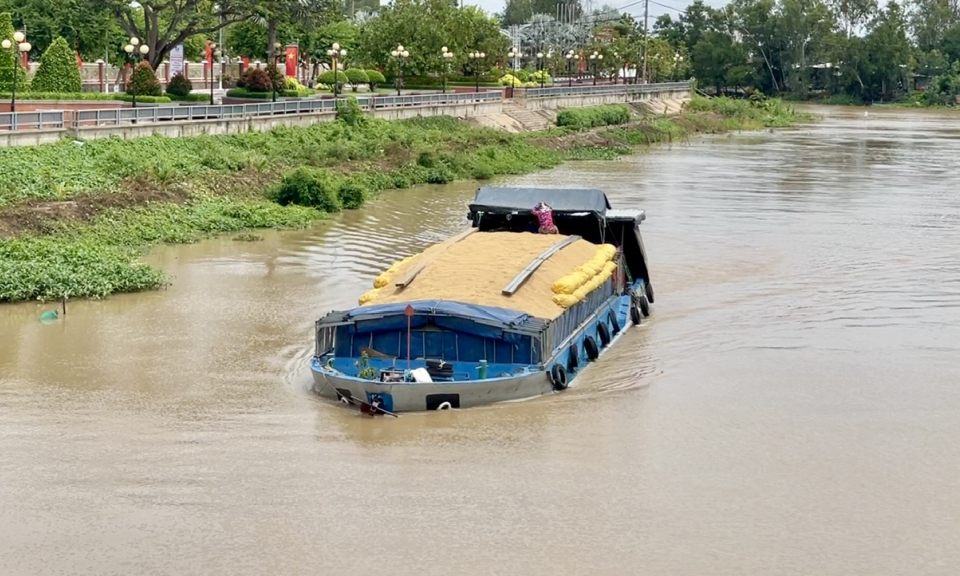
0 196 319 302
686 95 811 128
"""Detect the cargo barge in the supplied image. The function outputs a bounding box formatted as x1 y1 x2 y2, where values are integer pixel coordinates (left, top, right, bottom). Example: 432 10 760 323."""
309 186 654 414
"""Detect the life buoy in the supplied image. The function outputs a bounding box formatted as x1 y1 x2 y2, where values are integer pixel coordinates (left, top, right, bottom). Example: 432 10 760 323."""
630 304 642 325
597 322 611 347
567 343 579 372
550 364 568 390
608 310 621 334
640 293 651 317
645 281 655 304
584 336 599 360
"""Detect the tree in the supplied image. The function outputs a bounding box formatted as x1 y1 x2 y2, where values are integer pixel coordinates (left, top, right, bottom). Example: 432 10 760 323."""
0 12 28 93
30 36 82 93
93 0 251 69
862 0 911 100
358 0 506 76
691 29 746 93
0 0 118 60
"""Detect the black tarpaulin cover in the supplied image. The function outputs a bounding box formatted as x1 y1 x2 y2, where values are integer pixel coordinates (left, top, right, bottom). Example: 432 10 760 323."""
469 186 610 216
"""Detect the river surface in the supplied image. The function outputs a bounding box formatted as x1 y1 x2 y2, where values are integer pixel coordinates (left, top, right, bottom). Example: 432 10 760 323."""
3 106 960 575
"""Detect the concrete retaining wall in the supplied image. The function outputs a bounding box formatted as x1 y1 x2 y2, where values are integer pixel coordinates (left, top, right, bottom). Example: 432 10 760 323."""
522 87 691 111
70 112 338 141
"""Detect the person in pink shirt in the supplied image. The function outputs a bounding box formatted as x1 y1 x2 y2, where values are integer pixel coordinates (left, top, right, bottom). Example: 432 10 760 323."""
532 202 558 234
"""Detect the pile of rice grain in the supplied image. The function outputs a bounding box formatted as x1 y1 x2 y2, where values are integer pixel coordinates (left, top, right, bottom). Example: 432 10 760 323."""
367 231 599 319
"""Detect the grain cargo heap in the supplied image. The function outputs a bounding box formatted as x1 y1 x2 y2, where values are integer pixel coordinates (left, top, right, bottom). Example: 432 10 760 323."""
310 186 655 414
359 231 618 320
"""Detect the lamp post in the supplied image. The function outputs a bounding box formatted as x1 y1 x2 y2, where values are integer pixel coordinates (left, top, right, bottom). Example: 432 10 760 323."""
507 48 517 74
208 44 221 105
565 51 574 87
589 51 602 86
441 46 453 94
536 51 544 88
1 31 30 113
390 44 408 96
468 51 485 93
673 52 684 81
327 42 346 98
123 37 150 108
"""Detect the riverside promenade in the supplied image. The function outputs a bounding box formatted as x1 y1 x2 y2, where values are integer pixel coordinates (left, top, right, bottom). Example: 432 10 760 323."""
0 82 692 147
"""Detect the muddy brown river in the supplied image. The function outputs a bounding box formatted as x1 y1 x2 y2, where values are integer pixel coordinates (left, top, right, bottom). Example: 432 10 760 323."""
3 106 960 575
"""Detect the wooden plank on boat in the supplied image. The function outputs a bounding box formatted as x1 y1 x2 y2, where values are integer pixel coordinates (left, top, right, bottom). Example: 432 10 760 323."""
501 235 582 296
394 227 477 288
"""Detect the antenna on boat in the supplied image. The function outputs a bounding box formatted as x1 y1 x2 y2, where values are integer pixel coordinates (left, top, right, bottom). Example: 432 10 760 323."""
404 304 414 371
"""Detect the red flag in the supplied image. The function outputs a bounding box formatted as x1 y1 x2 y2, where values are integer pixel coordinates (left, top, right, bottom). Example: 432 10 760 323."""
284 45 298 78
205 40 213 70
76 51 82 68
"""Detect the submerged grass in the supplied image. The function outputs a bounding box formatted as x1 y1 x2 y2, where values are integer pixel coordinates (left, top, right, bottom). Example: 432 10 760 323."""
0 98 806 303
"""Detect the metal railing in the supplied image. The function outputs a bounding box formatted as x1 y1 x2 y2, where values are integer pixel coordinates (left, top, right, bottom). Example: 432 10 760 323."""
0 111 67 131
522 81 692 99
71 91 502 127
365 91 502 109
73 98 339 127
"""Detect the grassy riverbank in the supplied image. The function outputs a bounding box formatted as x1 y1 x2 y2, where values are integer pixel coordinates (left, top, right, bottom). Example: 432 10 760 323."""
0 96 807 303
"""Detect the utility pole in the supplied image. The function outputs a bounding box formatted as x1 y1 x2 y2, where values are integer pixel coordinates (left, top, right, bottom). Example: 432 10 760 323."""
641 0 649 84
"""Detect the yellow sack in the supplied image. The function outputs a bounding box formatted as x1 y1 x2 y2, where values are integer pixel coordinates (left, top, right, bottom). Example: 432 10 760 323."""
552 270 590 295
576 261 602 277
597 244 616 261
373 274 391 289
552 293 580 308
358 288 380 305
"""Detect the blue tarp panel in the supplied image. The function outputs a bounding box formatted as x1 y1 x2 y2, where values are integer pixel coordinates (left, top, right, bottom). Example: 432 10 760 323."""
347 300 532 327
335 325 540 364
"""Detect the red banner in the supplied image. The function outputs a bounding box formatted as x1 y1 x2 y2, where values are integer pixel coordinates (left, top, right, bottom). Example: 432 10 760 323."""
284 45 298 78
205 40 213 72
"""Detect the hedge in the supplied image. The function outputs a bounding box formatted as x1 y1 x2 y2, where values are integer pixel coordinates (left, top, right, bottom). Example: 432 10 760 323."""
0 91 171 103
31 37 82 93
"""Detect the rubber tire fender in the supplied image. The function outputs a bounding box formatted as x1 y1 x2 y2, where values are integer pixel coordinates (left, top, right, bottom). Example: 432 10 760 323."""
567 344 579 372
630 304 642 325
584 336 600 361
550 364 568 390
597 322 611 347
640 293 651 317
608 310 621 334
645 281 655 304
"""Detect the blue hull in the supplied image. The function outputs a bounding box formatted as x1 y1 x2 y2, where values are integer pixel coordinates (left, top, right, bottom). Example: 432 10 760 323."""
310 280 650 412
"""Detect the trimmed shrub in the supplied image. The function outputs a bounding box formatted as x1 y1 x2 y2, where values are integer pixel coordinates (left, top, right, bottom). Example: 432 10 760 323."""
365 69 385 90
344 68 368 92
126 61 162 96
271 167 342 212
318 70 348 87
499 74 521 87
556 104 631 130
165 72 193 97
266 63 284 92
242 68 272 92
284 76 305 91
0 12 28 92
30 37 82 93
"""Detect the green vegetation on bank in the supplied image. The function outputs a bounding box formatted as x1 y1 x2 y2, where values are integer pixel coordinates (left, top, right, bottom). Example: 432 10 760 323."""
0 97 803 303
